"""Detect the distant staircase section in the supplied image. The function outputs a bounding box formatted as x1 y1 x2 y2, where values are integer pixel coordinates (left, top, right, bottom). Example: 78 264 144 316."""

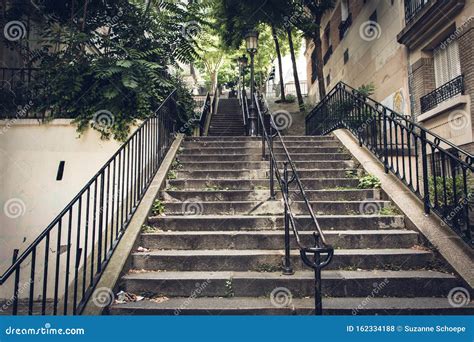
208 98 246 136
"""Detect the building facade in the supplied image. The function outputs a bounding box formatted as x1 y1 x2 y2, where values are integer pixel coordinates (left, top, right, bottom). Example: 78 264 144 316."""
305 0 474 152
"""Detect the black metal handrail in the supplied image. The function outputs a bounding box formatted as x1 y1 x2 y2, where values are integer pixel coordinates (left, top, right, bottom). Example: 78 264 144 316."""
306 81 474 246
253 91 334 315
323 45 333 65
238 87 250 135
404 0 430 24
0 90 178 315
420 75 464 113
198 92 211 136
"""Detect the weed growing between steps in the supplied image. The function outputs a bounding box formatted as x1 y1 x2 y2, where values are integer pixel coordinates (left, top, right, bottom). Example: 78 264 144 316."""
224 280 234 298
357 174 382 189
255 263 281 272
167 170 178 180
204 183 230 191
379 205 402 216
141 224 160 233
171 158 183 170
152 200 165 215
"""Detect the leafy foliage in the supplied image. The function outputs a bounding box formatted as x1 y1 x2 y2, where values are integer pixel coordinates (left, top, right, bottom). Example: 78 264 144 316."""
3 0 203 140
357 174 381 189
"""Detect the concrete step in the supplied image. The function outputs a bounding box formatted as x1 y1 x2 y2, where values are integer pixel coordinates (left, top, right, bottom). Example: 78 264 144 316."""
161 200 392 215
177 153 351 162
166 178 358 190
131 249 433 271
121 270 457 298
175 169 356 180
184 136 335 142
180 147 343 155
109 297 474 315
148 215 405 231
177 160 356 170
140 230 418 250
161 189 383 202
181 141 341 148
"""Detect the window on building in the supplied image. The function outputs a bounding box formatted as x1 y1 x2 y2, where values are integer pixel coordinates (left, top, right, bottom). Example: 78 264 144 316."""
324 24 331 48
341 0 349 21
344 49 349 64
311 48 318 84
433 40 461 87
326 74 331 86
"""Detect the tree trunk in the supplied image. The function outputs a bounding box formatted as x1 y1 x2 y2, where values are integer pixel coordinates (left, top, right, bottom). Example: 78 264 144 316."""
287 28 304 111
313 17 326 100
271 25 285 102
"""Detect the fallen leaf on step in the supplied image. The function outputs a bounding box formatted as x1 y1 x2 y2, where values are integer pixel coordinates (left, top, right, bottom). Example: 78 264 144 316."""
137 246 150 252
150 296 169 304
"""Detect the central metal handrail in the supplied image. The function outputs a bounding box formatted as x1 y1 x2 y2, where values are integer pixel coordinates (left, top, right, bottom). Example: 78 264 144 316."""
253 91 334 315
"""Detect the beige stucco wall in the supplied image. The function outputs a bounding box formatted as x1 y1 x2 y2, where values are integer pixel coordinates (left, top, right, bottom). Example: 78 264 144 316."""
0 119 134 276
306 0 411 114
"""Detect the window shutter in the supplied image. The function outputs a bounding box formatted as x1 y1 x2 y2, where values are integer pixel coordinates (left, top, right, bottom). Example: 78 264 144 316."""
434 39 461 87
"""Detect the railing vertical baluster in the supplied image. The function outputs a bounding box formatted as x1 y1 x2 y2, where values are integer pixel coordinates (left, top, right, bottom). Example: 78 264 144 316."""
83 188 90 299
282 162 294 275
313 252 322 316
42 232 50 315
12 249 20 315
28 247 36 315
269 124 275 200
73 197 82 314
420 130 430 214
90 181 97 286
53 220 62 315
98 171 105 273
63 208 73 315
382 109 389 173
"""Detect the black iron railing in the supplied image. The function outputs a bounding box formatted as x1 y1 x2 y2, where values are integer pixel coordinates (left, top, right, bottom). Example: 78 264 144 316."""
238 87 250 135
404 0 430 24
339 13 352 40
0 67 41 118
306 82 473 246
420 75 464 113
198 92 211 136
0 91 178 315
252 90 334 314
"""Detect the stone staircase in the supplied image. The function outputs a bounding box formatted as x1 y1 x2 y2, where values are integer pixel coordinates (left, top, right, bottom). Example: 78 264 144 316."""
109 135 472 315
208 98 246 136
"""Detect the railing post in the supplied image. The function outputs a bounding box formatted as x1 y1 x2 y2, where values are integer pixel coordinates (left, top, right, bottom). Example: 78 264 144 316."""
269 124 275 200
420 130 431 214
282 162 294 275
382 108 389 173
12 249 19 315
313 252 323 315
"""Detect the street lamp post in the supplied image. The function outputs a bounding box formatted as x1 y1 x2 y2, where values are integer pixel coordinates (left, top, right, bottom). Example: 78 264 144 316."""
245 30 259 136
238 55 248 96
